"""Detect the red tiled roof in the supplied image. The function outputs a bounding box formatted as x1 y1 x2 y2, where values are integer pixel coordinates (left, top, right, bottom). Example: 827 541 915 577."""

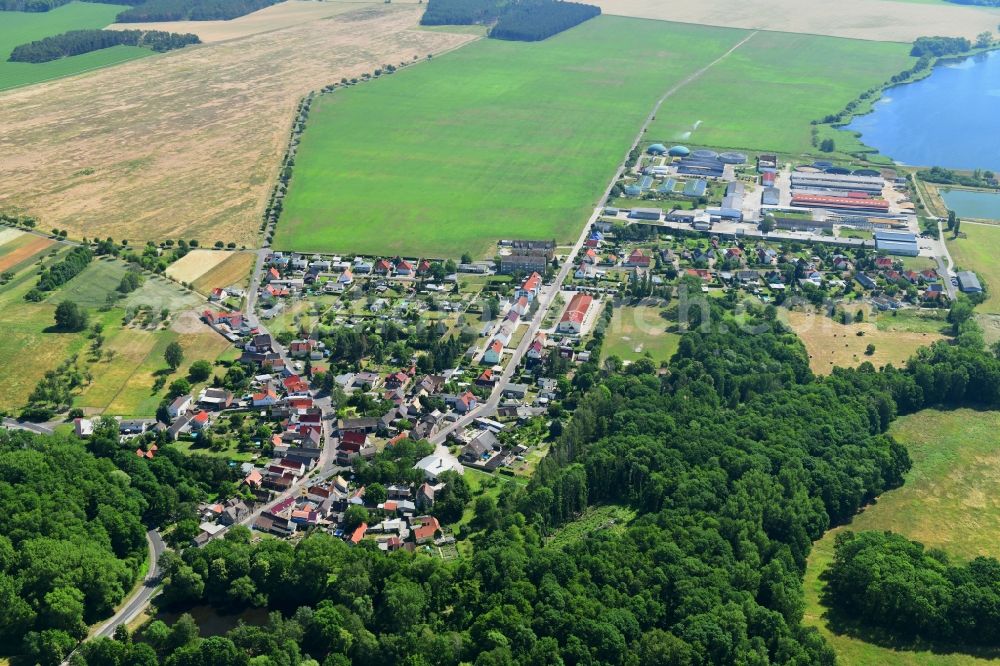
560 293 593 325
521 272 541 292
350 523 368 544
413 516 440 542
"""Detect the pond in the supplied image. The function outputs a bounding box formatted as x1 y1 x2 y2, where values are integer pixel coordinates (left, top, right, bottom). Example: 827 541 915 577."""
940 188 1000 220
844 50 1000 172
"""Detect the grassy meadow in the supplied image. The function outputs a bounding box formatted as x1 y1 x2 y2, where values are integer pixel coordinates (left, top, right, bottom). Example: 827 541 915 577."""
277 16 748 258
0 2 149 92
804 409 1000 665
601 305 679 365
648 30 915 155
947 223 1000 314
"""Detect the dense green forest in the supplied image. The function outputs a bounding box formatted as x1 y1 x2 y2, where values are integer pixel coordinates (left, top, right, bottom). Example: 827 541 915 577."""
419 0 502 25
115 0 282 23
44 298 998 666
910 35 972 57
824 530 1000 647
421 0 600 41
0 421 239 664
8 29 199 63
490 1 600 41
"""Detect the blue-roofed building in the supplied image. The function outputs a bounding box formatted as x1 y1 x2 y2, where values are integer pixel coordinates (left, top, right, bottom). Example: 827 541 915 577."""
668 145 690 157
707 208 743 222
647 143 668 155
874 230 919 257
658 178 677 194
640 175 653 191
624 185 641 197
682 179 707 197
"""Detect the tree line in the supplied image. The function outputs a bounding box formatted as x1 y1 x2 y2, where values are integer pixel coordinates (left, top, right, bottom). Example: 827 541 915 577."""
490 1 601 42
116 0 282 23
421 0 600 41
824 530 1000 647
0 0 139 11
26 245 92 300
911 35 972 57
8 29 200 63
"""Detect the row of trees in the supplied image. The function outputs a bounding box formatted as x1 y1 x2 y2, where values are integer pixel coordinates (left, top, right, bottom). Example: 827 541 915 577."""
116 0 281 23
27 245 92 300
9 29 199 63
421 0 600 42
490 0 601 41
824 530 1000 645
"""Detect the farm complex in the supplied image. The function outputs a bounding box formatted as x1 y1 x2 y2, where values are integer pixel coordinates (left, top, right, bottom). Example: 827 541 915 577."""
4 0 1000 665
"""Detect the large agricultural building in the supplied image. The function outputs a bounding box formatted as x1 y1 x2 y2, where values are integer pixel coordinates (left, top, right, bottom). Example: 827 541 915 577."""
874 230 919 256
790 172 885 195
790 194 890 213
957 271 983 293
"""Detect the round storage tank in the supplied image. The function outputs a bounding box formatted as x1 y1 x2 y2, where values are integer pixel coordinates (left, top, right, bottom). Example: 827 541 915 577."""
825 166 851 175
853 168 881 177
813 160 834 169
795 165 821 173
646 143 668 155
718 152 747 165
668 145 690 157
692 149 718 159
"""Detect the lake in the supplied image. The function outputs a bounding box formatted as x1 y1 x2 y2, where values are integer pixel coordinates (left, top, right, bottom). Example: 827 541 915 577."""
940 188 1000 220
844 50 1000 172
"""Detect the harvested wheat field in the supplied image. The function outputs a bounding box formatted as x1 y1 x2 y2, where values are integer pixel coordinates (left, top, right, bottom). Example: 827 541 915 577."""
0 3 477 246
787 310 944 375
105 0 366 43
190 251 256 294
166 249 233 284
590 0 1000 41
0 228 25 247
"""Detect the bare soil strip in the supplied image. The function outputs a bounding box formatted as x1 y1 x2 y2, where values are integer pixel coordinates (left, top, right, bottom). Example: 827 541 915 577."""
0 4 477 246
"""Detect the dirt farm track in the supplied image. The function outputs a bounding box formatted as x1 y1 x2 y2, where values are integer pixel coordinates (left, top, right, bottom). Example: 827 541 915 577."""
0 3 476 246
592 0 1000 41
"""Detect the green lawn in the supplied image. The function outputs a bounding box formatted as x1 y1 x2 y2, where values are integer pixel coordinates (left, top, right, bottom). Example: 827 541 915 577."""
547 504 637 549
277 16 748 258
948 224 1000 314
0 3 150 92
804 409 1000 665
648 31 914 156
601 305 680 365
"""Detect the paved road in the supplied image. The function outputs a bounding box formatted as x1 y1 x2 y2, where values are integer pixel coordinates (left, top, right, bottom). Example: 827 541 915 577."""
59 529 165 665
1 418 55 435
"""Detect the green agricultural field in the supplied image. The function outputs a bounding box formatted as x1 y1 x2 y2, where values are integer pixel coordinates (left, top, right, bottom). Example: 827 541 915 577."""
804 409 1000 665
277 16 748 258
648 31 914 155
0 2 149 92
948 223 1000 314
50 258 204 311
602 305 680 365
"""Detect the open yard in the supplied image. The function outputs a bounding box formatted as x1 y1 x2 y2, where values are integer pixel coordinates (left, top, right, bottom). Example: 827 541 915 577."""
948 223 1000 314
601 304 679 365
276 16 750 257
803 409 1000 665
589 0 1000 41
0 2 148 92
648 31 914 155
787 309 945 374
0 3 476 247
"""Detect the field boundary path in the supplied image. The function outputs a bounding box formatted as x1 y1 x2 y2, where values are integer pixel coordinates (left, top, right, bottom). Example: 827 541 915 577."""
428 32 759 447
